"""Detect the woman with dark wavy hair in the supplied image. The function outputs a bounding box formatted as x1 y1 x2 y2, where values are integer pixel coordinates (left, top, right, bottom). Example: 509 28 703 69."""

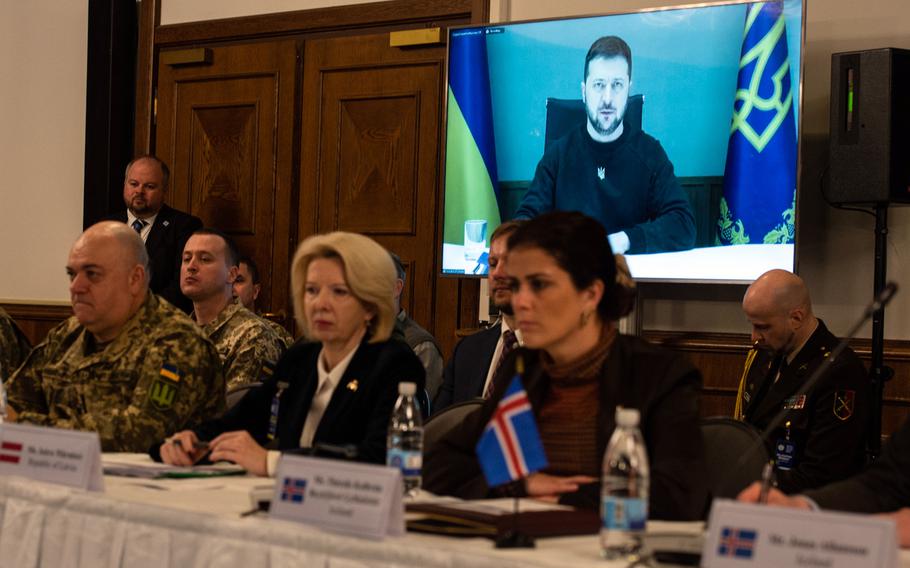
425 211 707 520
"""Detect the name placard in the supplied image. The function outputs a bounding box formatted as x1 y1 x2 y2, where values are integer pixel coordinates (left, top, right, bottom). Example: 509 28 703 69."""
703 500 898 568
270 454 403 540
0 423 103 492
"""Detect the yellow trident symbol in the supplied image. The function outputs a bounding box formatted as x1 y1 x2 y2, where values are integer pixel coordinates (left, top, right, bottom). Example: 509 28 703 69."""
730 5 792 153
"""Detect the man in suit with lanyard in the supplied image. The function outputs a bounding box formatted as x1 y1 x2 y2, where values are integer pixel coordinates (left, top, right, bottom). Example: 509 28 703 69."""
107 155 202 312
739 414 910 547
433 220 523 413
735 269 869 493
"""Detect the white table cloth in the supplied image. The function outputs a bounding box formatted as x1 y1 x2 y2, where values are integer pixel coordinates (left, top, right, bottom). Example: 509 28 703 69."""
0 471 906 568
0 474 631 568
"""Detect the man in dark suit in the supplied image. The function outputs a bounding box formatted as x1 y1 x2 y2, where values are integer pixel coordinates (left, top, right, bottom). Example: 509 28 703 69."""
735 269 869 493
106 155 201 312
433 221 523 413
740 414 910 545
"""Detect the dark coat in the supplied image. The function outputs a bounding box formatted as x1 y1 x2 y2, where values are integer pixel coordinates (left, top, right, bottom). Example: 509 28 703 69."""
432 323 501 413
805 415 910 513
107 204 202 312
740 320 869 493
191 338 425 464
423 334 708 521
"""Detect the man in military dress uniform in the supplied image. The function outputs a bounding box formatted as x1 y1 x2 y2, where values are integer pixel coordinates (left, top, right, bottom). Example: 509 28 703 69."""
735 269 869 493
0 307 30 381
181 229 286 392
6 222 225 452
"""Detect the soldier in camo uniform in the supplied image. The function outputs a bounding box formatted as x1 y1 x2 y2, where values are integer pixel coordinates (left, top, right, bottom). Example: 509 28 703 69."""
0 307 31 381
233 255 295 347
6 221 225 452
181 229 286 392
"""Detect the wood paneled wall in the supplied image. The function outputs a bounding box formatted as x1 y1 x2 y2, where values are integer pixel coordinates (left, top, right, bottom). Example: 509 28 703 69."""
1 304 72 348
644 330 910 435
133 0 489 361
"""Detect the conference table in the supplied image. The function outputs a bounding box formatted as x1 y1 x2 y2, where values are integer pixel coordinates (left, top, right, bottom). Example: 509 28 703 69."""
0 456 906 568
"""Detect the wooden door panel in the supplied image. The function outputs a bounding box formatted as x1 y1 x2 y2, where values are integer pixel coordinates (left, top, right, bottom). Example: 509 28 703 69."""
189 102 258 233
335 92 418 233
301 35 444 334
156 40 297 324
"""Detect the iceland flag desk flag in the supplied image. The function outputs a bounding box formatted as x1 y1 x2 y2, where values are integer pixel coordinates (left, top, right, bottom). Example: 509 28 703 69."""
475 373 548 488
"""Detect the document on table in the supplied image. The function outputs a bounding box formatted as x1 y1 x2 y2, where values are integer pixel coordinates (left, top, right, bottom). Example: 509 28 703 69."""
102 452 245 478
434 498 574 515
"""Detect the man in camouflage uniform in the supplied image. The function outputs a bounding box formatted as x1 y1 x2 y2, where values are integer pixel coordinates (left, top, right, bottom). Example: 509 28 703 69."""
0 308 31 381
233 255 294 347
6 222 225 452
181 229 286 392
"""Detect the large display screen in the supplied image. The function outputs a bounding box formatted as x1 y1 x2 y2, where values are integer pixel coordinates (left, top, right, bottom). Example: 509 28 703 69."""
441 0 804 282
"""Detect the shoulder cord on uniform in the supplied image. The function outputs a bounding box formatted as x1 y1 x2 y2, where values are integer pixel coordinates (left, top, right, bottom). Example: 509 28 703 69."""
733 348 759 421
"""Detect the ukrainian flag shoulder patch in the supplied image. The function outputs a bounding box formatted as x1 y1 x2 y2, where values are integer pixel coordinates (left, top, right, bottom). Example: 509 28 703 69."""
149 363 181 411
159 363 181 383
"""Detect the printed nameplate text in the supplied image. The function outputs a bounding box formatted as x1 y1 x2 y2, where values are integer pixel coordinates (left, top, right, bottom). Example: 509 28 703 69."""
270 454 403 539
703 499 897 568
0 423 103 491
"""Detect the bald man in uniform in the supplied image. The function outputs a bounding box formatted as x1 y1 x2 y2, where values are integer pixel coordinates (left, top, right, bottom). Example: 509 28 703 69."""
735 269 869 493
6 222 225 452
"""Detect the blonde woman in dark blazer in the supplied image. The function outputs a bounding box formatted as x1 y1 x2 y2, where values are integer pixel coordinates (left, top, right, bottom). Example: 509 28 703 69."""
157 231 425 475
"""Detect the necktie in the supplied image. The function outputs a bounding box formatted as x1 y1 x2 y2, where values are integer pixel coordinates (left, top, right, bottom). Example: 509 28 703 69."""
131 219 145 234
774 356 789 384
484 330 518 398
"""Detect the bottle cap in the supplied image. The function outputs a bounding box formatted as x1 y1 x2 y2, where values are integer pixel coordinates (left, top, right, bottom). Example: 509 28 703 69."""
615 407 640 427
398 382 417 396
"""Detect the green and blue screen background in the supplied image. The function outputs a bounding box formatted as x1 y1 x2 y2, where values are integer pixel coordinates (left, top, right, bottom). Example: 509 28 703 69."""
442 0 803 273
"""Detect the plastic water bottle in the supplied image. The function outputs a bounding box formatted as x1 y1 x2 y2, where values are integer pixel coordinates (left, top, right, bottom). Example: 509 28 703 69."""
386 382 423 496
601 407 649 561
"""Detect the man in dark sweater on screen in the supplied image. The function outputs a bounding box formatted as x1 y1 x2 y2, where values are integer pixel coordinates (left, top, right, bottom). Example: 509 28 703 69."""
515 36 695 255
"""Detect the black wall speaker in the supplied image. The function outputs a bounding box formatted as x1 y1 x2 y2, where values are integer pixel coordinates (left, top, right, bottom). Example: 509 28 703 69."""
828 48 910 205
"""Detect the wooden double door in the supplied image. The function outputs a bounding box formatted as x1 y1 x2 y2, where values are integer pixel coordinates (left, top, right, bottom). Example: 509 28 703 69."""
155 33 455 340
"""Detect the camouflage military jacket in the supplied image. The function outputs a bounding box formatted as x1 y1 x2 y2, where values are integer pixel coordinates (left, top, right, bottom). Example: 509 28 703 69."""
262 317 294 349
202 300 285 392
0 307 30 381
7 294 225 452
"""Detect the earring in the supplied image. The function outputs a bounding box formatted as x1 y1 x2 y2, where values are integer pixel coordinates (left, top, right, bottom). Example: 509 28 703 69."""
580 310 591 327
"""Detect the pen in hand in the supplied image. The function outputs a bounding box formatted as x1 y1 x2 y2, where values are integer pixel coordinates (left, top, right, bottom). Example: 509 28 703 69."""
170 438 211 464
758 461 774 504
172 439 209 451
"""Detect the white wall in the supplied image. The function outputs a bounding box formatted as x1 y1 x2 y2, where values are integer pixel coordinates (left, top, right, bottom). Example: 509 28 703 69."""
0 1 87 304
